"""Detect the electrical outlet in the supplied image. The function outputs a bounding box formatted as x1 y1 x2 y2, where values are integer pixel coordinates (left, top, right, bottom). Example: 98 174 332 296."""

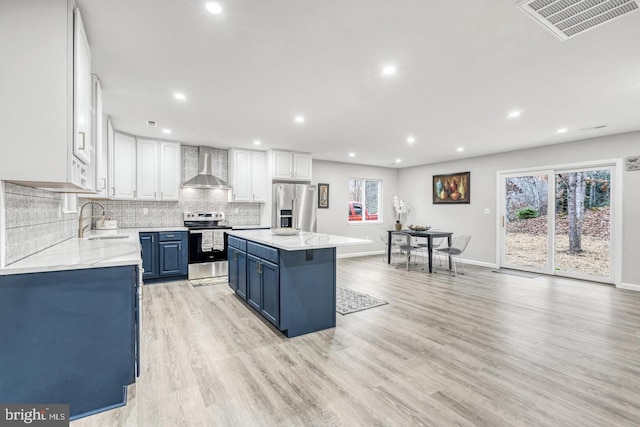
484 208 491 214
143 208 148 215
234 208 239 214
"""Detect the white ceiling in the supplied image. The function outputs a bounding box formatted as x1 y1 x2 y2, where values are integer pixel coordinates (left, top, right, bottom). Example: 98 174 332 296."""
77 0 640 168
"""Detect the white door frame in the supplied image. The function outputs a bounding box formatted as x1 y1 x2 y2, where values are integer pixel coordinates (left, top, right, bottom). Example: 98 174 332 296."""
496 158 623 286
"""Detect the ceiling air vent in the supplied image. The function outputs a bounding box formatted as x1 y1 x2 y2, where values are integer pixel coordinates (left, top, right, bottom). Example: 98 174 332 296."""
519 0 639 40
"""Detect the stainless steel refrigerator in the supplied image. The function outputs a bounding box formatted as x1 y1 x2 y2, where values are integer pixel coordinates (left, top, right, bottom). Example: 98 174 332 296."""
273 183 317 232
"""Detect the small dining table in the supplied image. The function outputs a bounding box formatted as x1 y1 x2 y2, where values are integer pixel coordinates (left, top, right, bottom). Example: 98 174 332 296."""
387 230 453 273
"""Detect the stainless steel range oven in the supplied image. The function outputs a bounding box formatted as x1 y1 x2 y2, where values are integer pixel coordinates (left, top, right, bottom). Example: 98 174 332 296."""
184 212 232 280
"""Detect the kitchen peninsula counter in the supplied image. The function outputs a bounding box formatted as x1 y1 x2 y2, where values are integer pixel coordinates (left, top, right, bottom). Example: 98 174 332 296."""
0 227 187 276
226 230 371 338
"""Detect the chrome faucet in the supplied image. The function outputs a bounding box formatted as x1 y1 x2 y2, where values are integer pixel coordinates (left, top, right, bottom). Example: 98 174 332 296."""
78 201 106 238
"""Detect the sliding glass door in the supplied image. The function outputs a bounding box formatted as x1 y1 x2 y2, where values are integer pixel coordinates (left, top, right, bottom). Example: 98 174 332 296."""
501 164 614 283
502 172 552 274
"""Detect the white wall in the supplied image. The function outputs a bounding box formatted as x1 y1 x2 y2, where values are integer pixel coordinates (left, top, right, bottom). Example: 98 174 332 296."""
313 160 399 256
397 131 640 287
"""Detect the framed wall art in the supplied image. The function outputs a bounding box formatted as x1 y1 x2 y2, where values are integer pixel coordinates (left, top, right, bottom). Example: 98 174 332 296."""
433 172 470 204
318 183 329 208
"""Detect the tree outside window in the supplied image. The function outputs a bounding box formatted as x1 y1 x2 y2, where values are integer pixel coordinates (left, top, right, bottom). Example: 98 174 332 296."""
348 178 381 222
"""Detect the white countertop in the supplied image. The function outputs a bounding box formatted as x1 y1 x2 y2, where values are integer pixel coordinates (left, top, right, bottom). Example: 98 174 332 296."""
0 227 187 276
227 229 372 251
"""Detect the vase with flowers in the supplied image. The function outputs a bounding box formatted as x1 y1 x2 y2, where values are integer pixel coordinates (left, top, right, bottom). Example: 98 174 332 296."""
392 195 411 230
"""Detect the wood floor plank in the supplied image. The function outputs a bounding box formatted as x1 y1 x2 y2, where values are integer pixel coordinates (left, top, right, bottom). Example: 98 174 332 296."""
71 256 640 426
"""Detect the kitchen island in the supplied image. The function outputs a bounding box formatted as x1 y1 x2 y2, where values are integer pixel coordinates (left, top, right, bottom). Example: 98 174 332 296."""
226 230 371 337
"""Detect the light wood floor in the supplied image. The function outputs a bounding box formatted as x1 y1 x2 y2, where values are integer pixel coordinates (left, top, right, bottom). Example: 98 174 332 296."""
72 257 640 426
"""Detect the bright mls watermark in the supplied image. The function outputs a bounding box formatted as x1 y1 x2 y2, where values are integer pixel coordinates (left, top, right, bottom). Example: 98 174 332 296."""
0 404 69 426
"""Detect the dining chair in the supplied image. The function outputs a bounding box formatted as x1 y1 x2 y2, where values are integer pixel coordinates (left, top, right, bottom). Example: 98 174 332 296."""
379 227 391 262
430 237 446 266
434 234 471 276
391 232 423 270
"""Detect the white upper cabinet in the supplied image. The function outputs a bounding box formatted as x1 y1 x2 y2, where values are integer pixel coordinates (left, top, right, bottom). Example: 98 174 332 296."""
137 139 159 200
158 141 181 201
0 0 95 191
292 152 312 181
92 76 108 198
251 151 266 202
229 149 266 202
73 7 92 165
136 139 180 201
270 150 312 181
112 132 137 199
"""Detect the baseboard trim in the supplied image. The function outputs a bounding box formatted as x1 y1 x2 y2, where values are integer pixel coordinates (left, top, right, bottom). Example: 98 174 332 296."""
337 250 384 259
618 282 640 292
459 258 498 269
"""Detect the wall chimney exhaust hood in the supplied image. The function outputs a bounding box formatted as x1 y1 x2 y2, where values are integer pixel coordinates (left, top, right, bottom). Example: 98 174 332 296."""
182 146 229 188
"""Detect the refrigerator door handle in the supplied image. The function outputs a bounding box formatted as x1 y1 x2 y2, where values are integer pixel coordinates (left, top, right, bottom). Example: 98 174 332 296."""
292 198 297 229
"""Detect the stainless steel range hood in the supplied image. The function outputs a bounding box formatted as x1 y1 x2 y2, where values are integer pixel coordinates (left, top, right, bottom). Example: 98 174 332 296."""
182 146 229 188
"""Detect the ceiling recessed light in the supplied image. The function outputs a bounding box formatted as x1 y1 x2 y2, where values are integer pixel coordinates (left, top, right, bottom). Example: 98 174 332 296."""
253 140 262 145
508 110 522 118
348 152 355 157
174 92 186 101
205 2 223 14
456 147 464 152
162 129 171 134
395 158 402 164
381 64 397 77
146 120 158 127
406 136 416 144
294 115 305 123
557 128 568 133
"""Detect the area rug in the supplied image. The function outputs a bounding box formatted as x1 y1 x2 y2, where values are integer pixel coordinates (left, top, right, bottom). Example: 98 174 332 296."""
189 276 229 287
336 286 388 315
492 268 542 279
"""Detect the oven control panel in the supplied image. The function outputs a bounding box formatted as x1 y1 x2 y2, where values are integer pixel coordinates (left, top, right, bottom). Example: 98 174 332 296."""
184 212 225 221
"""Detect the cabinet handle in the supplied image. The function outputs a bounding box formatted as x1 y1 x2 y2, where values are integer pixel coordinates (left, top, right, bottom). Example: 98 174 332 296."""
178 244 181 251
161 191 164 199
133 190 137 198
112 187 116 196
257 261 262 273
233 252 237 261
154 191 157 199
166 234 174 238
78 131 86 150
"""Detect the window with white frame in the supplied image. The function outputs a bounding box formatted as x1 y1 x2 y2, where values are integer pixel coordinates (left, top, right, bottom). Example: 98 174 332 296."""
348 178 382 223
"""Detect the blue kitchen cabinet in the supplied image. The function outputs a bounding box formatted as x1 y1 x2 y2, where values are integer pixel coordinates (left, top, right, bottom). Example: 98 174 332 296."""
139 231 187 281
260 259 280 327
247 253 279 327
0 265 140 420
230 237 334 337
139 232 157 279
247 254 262 311
228 246 247 299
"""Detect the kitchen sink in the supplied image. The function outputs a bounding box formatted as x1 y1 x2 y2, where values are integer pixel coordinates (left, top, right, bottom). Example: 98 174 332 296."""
87 235 129 240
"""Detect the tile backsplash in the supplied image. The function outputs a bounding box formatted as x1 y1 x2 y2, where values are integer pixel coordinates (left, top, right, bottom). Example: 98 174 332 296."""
3 182 78 265
2 145 262 264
